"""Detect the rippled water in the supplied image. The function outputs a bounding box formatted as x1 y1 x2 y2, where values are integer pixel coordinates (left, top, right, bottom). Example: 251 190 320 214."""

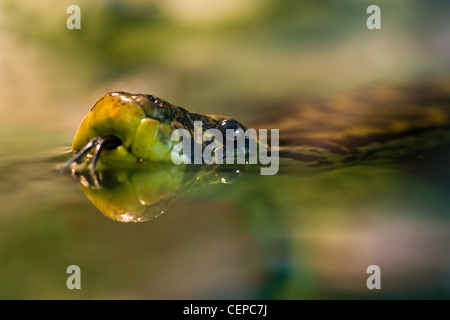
2 0 450 300
1 140 448 299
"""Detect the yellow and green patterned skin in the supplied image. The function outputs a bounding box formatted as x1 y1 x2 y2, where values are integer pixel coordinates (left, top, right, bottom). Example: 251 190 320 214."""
70 91 241 169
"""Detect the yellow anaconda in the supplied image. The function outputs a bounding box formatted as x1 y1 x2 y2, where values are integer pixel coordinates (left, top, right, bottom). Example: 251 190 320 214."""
63 77 450 171
62 76 450 222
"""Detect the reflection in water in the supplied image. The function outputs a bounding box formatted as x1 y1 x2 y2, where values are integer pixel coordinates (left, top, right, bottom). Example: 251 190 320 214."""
72 163 245 222
3 0 450 300
0 141 448 299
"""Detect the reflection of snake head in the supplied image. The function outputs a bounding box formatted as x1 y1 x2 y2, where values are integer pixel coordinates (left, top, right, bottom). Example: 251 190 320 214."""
60 92 251 171
76 163 245 222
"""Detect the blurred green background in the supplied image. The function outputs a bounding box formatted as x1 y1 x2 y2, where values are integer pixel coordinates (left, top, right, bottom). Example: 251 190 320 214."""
1 0 449 299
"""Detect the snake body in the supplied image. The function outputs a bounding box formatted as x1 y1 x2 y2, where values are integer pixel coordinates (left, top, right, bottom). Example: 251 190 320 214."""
256 77 450 169
62 77 450 222
64 77 450 171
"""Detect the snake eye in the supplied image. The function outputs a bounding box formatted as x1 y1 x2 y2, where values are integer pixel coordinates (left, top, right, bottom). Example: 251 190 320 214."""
216 119 246 141
150 100 169 121
146 94 156 102
136 95 171 123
